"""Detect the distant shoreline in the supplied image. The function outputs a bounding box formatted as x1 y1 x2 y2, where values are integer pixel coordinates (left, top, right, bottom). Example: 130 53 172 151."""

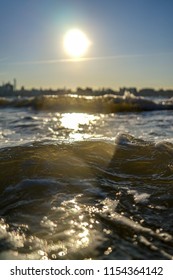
1 83 173 98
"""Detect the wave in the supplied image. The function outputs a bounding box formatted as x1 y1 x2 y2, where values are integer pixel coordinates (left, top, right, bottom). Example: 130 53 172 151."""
1 134 173 190
0 134 173 259
1 92 173 113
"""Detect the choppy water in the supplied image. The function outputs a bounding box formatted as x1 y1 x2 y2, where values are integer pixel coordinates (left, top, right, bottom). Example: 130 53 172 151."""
0 94 173 259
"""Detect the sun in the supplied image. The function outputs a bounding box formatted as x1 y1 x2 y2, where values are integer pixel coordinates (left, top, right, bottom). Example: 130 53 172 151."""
63 29 91 59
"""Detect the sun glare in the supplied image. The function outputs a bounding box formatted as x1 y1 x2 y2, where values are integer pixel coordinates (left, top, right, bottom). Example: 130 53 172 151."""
63 29 91 59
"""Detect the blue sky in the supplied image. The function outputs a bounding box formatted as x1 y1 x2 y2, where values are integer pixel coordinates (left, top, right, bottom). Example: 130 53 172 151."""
0 0 173 90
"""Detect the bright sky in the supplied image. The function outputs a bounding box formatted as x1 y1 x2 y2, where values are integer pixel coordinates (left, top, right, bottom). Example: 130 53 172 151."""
0 0 173 90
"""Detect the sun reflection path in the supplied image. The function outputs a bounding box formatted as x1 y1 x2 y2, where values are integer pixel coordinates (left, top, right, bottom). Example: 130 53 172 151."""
50 196 104 258
59 113 98 141
60 113 96 130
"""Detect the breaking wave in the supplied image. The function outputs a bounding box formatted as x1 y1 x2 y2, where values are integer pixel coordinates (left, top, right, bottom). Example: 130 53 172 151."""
0 92 173 113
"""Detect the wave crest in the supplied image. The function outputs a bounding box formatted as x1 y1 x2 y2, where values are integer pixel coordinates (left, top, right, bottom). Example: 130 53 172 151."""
0 93 173 113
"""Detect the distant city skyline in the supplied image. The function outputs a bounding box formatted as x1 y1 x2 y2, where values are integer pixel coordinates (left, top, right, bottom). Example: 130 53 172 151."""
0 0 173 90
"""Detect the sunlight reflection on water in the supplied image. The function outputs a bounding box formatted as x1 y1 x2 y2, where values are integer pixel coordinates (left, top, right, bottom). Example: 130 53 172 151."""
60 113 96 130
